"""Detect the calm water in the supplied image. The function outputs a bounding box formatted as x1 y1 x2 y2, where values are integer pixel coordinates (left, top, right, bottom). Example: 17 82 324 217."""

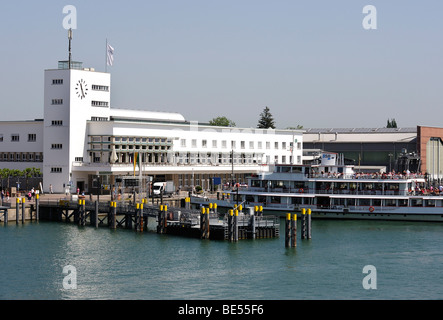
1 218 443 300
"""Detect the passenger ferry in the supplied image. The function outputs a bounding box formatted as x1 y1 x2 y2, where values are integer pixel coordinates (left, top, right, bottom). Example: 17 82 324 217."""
192 152 443 222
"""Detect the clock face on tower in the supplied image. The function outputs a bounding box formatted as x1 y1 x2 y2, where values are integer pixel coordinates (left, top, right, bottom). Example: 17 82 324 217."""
75 79 88 99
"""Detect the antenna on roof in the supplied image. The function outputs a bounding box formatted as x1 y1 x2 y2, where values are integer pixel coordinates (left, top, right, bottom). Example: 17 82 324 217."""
68 28 72 69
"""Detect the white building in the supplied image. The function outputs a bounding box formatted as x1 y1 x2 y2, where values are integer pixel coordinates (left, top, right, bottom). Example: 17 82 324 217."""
1 57 303 194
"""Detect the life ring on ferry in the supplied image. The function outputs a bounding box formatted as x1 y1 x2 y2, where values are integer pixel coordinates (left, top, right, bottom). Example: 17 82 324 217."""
299 188 304 193
369 206 375 213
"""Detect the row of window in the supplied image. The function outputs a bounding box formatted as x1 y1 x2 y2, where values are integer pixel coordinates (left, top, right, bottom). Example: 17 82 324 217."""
91 101 109 107
50 99 110 107
0 134 36 142
52 79 109 92
180 139 302 150
0 152 43 162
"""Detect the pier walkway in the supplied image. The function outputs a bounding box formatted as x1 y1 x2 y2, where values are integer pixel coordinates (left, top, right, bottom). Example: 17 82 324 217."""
3 193 279 241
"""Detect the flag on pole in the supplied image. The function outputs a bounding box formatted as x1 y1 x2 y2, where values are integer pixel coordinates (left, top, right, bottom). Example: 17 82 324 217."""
107 43 114 66
133 152 139 176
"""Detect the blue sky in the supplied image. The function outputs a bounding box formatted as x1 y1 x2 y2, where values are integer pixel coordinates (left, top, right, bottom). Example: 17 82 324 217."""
1 1 442 129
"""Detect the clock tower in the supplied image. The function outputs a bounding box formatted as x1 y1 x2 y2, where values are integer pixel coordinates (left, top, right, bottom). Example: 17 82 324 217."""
43 61 111 193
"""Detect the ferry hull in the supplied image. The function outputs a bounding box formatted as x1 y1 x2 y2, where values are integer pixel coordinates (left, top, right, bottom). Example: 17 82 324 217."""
190 197 443 222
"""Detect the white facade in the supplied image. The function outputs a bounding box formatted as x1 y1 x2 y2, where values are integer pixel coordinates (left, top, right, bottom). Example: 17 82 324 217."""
1 59 303 193
0 120 44 171
43 65 111 192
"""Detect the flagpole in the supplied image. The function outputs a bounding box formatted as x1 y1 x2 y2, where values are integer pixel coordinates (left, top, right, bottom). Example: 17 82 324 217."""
105 38 108 73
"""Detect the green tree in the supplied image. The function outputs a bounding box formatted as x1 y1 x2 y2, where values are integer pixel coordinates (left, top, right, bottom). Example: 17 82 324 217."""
209 116 236 127
387 118 398 128
0 168 11 189
257 106 276 129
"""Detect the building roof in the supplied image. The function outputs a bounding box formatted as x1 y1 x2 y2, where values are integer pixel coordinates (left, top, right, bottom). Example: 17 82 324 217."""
109 108 186 123
304 127 417 134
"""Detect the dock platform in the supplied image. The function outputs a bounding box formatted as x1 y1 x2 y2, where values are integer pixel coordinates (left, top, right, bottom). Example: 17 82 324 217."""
35 198 279 241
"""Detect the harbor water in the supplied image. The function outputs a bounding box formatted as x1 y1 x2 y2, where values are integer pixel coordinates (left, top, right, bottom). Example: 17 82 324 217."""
1 219 443 300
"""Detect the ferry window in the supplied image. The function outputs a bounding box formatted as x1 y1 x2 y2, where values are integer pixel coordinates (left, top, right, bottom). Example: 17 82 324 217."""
359 199 371 206
385 199 396 206
257 196 266 203
266 142 270 149
274 142 278 149
399 199 408 207
426 199 435 207
281 166 291 173
258 141 262 149
411 199 423 206
372 199 382 207
282 142 286 149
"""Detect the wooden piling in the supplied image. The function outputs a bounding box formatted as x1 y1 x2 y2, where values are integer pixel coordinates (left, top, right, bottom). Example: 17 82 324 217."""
285 213 291 247
251 210 256 240
234 209 239 242
200 207 207 239
301 208 307 239
140 202 144 232
307 208 312 239
157 205 167 234
35 194 39 221
110 201 117 229
291 213 297 247
3 208 8 225
94 201 99 228
16 198 20 224
21 198 25 224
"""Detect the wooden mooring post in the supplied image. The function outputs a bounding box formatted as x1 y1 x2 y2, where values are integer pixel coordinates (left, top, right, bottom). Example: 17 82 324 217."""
109 201 117 229
94 201 99 228
78 199 86 226
200 207 210 239
233 209 239 242
301 208 307 239
306 208 312 239
157 204 167 234
35 194 39 221
136 202 144 232
285 213 297 248
21 197 25 224
16 198 20 224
